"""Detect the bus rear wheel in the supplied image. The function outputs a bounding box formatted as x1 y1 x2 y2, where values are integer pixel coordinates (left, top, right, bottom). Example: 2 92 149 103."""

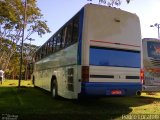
51 80 58 99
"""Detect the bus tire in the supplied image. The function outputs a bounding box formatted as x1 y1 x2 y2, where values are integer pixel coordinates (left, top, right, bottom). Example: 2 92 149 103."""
51 79 58 99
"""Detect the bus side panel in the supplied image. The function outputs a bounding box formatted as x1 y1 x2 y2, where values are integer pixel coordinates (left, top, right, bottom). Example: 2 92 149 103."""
34 43 79 99
34 8 85 99
34 62 43 89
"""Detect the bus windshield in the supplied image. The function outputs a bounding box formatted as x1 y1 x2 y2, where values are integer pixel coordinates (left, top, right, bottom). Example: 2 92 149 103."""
147 41 160 59
90 47 140 68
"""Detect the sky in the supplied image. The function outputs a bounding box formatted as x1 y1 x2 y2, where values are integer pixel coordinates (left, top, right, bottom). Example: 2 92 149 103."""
30 0 160 46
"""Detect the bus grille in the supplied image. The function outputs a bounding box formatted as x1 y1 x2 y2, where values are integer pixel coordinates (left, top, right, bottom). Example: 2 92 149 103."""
150 58 160 66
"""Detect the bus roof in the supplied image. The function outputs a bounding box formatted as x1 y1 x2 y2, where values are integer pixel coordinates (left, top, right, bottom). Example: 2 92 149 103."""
35 4 139 54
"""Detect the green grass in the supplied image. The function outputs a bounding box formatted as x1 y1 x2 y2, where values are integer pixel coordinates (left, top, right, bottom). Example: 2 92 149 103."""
0 87 160 120
0 79 33 87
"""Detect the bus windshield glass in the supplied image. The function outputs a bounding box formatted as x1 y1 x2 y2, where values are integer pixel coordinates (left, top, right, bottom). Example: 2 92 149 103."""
147 41 160 59
90 47 140 68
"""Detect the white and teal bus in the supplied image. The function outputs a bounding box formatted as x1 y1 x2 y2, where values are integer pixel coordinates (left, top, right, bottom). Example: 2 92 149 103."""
33 4 142 99
142 38 160 92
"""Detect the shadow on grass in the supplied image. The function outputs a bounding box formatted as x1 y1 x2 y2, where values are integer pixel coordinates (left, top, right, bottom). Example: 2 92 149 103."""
0 87 159 120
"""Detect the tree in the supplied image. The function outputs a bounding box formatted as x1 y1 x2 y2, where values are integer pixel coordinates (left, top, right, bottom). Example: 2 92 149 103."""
0 38 14 70
5 51 22 80
0 0 50 71
23 43 39 80
4 42 38 80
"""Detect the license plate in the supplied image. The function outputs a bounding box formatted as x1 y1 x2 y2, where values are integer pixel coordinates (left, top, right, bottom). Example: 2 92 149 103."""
111 90 122 95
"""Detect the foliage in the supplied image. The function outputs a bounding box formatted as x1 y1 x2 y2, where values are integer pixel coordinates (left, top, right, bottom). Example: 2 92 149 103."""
0 0 50 71
5 51 21 79
4 42 38 79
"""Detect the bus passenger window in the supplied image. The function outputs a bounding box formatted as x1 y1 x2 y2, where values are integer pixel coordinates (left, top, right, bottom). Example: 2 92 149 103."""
66 22 73 46
72 16 79 43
